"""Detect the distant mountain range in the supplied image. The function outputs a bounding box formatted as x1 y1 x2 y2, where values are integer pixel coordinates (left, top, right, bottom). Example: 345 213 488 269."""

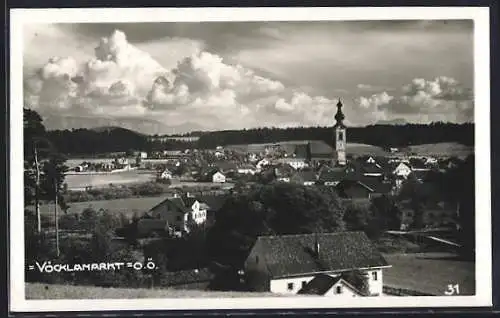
40 114 207 135
375 118 408 125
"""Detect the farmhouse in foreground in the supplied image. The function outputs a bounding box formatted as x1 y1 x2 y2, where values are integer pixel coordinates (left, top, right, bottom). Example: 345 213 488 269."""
244 231 390 296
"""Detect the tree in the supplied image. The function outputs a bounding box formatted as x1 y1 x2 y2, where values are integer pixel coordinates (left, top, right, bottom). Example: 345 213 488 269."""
24 108 68 235
206 183 345 268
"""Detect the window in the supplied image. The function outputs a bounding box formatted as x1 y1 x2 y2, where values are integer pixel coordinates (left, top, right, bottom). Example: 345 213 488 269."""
287 282 294 291
302 281 307 288
372 271 378 281
338 131 344 141
336 286 342 294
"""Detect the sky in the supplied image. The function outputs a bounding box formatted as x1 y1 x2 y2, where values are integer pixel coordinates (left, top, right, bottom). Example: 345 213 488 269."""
23 20 474 133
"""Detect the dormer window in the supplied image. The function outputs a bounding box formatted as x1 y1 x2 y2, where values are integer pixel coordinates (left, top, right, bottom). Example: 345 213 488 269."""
336 286 342 294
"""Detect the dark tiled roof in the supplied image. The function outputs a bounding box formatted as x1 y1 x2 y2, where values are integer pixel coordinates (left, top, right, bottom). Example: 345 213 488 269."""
250 232 389 278
317 167 347 183
292 170 317 183
308 141 334 156
298 274 340 295
216 161 238 172
148 196 190 214
361 163 384 174
358 177 393 194
294 144 309 159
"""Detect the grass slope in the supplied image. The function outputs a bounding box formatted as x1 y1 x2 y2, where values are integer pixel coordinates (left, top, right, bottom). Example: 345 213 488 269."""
25 283 288 299
407 142 473 157
383 252 475 295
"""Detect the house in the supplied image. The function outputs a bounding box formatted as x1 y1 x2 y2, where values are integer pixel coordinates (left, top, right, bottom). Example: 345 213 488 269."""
298 274 367 297
158 168 173 180
144 194 208 233
216 161 238 174
392 162 412 179
237 164 257 175
409 158 431 171
308 141 335 167
140 152 148 159
276 157 309 170
212 171 226 183
290 170 317 186
183 193 209 226
336 179 374 199
256 158 271 171
317 167 347 186
244 232 390 295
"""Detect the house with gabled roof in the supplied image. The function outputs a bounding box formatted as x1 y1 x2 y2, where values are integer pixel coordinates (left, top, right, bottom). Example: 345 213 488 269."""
141 194 208 234
317 167 347 186
290 170 317 186
298 274 367 297
244 232 390 295
336 177 392 199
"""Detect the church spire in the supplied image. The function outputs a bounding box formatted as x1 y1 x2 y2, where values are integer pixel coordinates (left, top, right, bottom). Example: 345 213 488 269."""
334 99 345 126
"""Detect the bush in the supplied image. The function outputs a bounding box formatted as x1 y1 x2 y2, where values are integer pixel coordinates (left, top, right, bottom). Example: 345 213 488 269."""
58 214 80 230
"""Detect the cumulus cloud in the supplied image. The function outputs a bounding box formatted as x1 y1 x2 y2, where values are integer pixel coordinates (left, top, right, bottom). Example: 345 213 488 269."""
23 28 359 130
355 76 473 124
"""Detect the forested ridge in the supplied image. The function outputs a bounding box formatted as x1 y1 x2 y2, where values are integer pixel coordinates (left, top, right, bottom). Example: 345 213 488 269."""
46 122 474 155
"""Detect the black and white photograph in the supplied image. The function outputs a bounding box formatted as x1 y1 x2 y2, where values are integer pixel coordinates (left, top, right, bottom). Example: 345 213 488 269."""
9 7 492 312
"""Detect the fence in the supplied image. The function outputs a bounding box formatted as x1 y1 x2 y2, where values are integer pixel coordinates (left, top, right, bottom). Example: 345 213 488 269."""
383 285 437 296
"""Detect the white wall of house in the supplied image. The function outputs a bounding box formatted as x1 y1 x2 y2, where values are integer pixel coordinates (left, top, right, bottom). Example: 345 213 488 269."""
365 269 383 296
237 168 256 175
324 181 340 186
324 280 361 298
393 163 412 178
212 172 226 183
190 201 207 225
270 275 320 294
303 181 316 186
256 159 271 170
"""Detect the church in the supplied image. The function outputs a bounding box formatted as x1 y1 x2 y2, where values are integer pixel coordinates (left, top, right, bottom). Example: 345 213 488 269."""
294 99 347 168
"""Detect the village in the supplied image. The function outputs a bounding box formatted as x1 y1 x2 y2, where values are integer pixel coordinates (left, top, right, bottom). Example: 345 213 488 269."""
25 101 475 298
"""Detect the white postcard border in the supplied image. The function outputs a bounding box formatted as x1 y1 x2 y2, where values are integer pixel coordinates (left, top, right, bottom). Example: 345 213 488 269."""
9 6 492 312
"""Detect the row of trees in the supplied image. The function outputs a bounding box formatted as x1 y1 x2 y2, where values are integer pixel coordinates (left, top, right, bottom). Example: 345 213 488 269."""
24 108 68 239
42 121 474 155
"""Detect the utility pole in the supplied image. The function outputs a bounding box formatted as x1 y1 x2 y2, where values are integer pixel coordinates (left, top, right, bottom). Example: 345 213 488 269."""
34 146 41 234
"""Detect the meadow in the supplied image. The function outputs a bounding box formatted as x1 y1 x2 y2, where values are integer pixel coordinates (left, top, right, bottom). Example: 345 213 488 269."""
383 252 475 295
64 170 157 190
25 283 289 299
32 195 169 220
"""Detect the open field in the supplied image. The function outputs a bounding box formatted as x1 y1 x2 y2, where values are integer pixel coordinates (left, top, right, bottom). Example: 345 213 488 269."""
25 283 290 299
30 196 169 219
407 142 473 158
64 170 156 190
383 252 475 295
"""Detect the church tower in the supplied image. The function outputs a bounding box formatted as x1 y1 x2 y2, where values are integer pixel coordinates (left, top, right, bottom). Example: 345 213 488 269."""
333 99 347 166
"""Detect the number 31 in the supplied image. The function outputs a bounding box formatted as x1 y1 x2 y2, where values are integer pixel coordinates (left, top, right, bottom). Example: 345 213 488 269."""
445 284 460 295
